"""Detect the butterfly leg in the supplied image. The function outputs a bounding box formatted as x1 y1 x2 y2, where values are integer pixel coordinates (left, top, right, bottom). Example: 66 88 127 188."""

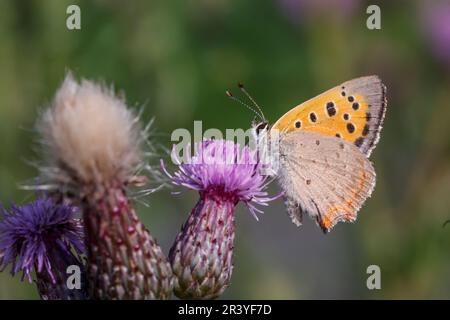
284 196 303 227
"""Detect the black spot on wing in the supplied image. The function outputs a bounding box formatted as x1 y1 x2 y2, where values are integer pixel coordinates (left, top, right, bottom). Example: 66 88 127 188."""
326 102 336 117
355 137 364 147
347 123 355 133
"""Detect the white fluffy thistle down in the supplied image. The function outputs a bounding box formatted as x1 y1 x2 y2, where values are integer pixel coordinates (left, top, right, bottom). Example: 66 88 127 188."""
38 73 142 188
35 73 173 299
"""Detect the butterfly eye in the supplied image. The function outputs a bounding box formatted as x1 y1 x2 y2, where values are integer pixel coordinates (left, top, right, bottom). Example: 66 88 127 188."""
255 122 269 134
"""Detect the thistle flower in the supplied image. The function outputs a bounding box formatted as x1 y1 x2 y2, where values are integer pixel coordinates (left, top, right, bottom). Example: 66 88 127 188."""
35 74 173 299
162 139 274 299
0 196 87 300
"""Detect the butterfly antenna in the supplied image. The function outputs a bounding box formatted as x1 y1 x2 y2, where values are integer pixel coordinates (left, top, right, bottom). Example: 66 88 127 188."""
226 90 264 121
237 82 266 122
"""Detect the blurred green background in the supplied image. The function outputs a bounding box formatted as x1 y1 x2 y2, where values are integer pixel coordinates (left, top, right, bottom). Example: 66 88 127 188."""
1 0 450 299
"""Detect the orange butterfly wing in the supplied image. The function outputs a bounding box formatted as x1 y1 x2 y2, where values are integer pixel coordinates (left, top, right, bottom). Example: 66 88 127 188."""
272 75 386 157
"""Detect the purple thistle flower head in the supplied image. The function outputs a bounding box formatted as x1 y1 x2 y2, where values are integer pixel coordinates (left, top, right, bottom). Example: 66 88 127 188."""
0 196 84 283
162 139 274 219
165 139 277 299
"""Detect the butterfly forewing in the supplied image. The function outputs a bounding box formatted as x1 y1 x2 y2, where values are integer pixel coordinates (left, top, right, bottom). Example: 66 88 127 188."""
272 75 387 157
278 131 376 232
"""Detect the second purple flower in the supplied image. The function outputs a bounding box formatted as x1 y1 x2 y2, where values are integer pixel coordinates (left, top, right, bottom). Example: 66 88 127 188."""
162 139 274 299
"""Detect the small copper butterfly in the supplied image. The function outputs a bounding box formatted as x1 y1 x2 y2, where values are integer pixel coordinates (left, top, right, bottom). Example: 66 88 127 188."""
232 76 387 233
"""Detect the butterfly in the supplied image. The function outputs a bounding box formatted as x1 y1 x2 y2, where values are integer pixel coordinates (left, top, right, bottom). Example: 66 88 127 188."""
228 76 387 233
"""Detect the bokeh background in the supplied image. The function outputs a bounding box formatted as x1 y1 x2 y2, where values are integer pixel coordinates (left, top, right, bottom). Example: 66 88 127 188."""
1 0 450 299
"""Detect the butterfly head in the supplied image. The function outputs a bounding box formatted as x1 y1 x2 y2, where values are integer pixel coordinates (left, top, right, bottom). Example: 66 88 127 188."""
253 120 269 135
250 120 270 145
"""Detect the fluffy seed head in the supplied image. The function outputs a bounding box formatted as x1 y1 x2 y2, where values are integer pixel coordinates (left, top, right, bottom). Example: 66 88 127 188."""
38 73 142 188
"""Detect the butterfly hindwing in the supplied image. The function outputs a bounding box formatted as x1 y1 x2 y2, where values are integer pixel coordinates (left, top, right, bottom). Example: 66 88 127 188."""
272 75 387 157
278 131 376 232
